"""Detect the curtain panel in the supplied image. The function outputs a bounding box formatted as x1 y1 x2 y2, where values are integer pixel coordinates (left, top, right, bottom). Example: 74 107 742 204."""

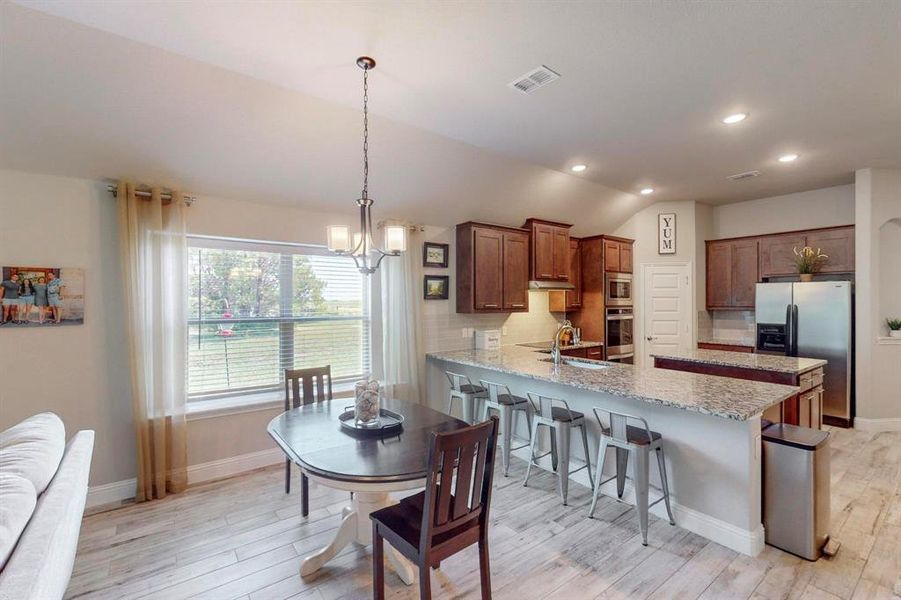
117 183 188 501
380 225 424 403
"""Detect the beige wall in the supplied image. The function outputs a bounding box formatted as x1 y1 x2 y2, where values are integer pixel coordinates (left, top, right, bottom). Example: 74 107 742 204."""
854 169 901 425
710 184 854 239
0 169 360 486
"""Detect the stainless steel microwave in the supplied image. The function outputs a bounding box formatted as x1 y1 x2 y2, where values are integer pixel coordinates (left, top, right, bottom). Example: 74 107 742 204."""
605 272 633 307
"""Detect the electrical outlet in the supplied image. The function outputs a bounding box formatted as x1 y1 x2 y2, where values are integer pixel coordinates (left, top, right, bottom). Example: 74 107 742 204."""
461 327 472 338
502 326 508 336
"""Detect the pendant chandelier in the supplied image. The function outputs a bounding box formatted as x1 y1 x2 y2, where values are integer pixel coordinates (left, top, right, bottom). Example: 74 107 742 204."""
326 56 406 275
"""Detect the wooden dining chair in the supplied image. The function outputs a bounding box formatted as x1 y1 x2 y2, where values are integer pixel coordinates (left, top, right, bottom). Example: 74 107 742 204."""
284 366 332 517
370 416 499 599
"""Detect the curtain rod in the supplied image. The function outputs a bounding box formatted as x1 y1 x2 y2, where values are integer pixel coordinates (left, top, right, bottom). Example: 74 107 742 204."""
106 184 196 206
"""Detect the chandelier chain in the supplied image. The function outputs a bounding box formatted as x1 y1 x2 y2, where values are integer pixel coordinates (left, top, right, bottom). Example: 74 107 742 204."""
362 66 369 200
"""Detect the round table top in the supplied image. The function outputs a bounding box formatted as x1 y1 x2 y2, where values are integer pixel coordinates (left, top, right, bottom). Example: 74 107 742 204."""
267 398 469 484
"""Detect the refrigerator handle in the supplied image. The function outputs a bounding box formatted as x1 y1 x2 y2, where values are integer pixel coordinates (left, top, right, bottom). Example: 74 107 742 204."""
785 304 793 356
791 304 799 357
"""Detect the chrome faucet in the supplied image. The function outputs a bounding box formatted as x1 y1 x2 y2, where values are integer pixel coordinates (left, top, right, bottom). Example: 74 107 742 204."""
551 320 575 365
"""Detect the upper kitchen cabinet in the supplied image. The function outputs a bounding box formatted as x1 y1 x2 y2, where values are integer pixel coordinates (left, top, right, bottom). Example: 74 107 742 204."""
706 239 758 309
759 232 807 278
548 238 582 312
456 222 530 313
523 218 571 281
806 227 855 273
759 226 854 278
603 236 634 273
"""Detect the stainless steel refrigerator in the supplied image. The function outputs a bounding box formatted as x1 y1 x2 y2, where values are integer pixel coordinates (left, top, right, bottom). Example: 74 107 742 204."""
755 282 853 426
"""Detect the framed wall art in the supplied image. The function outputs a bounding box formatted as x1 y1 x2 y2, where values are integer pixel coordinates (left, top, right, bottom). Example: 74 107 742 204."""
422 242 449 268
1 266 85 327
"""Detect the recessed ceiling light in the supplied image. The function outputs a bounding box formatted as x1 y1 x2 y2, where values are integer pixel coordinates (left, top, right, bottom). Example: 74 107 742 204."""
640 188 654 195
722 113 748 124
570 164 587 172
778 153 799 163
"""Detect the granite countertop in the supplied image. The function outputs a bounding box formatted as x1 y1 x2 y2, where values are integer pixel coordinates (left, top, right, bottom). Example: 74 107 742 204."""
651 348 827 375
517 340 604 352
697 336 755 348
427 345 799 421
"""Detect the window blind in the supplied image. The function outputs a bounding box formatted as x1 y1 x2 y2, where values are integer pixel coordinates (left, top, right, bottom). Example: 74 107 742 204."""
187 237 370 400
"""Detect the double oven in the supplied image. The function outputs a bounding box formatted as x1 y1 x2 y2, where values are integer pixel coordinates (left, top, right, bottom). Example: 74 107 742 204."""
604 273 634 363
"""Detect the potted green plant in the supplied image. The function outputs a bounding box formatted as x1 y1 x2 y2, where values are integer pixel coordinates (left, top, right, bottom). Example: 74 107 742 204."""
887 318 901 339
793 246 829 282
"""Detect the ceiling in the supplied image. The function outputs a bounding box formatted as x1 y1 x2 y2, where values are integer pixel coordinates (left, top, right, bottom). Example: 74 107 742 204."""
3 1 900 219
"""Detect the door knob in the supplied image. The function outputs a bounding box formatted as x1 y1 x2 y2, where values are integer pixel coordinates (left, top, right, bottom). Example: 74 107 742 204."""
646 336 655 341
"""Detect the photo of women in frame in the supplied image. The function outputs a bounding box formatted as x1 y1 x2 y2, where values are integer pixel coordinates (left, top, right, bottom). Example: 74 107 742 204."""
0 266 85 327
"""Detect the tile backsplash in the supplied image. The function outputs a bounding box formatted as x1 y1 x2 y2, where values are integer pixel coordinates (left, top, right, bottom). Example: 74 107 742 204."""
422 290 565 354
700 310 756 345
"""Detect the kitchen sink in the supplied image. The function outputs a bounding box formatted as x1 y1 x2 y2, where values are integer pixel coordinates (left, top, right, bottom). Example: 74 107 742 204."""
541 357 610 370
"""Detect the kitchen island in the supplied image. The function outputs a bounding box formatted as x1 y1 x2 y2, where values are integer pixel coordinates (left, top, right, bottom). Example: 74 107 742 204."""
426 345 800 556
651 348 826 429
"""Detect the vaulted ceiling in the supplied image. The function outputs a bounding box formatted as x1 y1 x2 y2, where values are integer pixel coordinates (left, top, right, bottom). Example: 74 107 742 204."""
3 1 900 231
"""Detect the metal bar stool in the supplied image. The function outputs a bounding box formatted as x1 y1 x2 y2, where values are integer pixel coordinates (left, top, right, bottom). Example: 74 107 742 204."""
445 371 488 424
478 380 534 476
523 392 594 505
588 407 675 545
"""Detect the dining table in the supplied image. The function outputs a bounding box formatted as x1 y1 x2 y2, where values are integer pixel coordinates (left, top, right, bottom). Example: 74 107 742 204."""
267 397 470 584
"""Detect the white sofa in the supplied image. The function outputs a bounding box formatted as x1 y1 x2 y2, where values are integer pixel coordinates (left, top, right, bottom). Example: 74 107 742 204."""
0 413 94 600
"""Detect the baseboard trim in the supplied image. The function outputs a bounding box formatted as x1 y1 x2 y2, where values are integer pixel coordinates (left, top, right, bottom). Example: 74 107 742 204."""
187 447 284 485
86 478 136 510
854 417 901 432
510 445 765 557
86 447 285 510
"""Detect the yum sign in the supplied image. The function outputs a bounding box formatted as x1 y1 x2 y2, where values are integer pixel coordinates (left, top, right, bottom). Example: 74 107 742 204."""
658 213 676 255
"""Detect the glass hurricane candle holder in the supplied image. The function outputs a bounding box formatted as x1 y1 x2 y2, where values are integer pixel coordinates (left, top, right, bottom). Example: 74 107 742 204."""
354 377 381 428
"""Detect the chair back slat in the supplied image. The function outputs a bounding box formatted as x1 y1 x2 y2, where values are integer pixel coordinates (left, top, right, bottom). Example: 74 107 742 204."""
452 442 477 521
420 417 499 548
285 366 332 409
593 407 654 446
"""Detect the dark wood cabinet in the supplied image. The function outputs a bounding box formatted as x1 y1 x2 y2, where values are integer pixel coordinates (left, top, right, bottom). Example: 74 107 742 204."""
523 219 571 281
603 237 633 273
502 231 530 310
456 222 530 313
706 239 758 310
759 233 806 278
548 238 582 312
705 225 854 312
806 227 855 273
603 240 621 272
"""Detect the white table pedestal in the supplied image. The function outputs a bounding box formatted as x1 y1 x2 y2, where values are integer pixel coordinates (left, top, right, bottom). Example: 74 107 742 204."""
299 472 422 585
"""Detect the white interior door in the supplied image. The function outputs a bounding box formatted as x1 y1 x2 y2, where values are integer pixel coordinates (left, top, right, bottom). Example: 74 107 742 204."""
642 263 691 366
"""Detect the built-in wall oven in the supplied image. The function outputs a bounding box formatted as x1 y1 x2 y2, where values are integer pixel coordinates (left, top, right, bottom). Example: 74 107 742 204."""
605 307 634 362
605 273 633 307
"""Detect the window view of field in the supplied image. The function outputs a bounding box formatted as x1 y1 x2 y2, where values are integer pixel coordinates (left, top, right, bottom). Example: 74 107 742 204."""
187 246 369 398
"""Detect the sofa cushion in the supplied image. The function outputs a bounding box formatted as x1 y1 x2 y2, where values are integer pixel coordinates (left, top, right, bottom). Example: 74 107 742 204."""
0 473 37 570
0 413 66 495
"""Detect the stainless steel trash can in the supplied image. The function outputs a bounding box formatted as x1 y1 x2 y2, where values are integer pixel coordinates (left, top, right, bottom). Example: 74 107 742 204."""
762 423 830 560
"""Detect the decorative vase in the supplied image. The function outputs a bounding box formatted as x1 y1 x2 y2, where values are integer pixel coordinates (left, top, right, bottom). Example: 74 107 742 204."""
890 330 901 339
354 377 381 428
799 273 814 282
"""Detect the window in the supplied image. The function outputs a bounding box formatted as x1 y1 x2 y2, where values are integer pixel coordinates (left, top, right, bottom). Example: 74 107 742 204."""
187 237 370 400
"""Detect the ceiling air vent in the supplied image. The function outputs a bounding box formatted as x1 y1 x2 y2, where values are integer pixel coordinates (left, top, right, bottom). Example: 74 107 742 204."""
727 170 761 181
508 65 561 94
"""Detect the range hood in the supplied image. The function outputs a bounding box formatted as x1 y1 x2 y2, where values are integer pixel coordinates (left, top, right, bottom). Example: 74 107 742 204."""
529 280 575 290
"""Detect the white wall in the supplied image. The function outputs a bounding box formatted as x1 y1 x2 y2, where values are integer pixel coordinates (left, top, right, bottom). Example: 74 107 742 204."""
854 169 901 427
711 184 854 239
613 200 701 366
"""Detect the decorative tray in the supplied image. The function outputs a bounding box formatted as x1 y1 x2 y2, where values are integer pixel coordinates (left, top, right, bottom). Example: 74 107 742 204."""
338 407 405 437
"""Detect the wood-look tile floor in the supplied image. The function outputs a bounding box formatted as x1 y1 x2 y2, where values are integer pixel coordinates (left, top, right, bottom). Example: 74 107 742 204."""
69 427 901 600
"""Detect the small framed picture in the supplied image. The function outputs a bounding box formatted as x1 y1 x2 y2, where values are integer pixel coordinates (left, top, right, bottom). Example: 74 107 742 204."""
658 213 676 255
422 242 449 268
423 275 450 300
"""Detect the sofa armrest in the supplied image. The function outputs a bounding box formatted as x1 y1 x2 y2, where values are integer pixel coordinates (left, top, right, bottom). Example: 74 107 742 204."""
0 430 94 600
